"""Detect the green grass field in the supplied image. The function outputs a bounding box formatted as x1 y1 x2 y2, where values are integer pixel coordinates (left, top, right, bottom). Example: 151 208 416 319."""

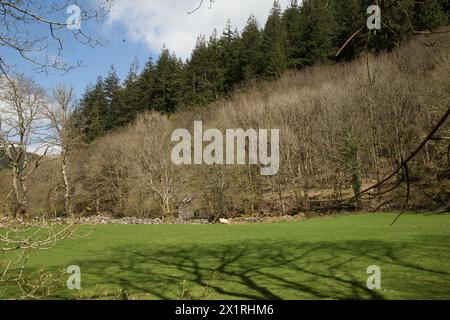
2 213 450 300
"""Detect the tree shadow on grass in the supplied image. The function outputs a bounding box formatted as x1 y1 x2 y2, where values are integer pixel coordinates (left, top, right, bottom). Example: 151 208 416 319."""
63 235 450 300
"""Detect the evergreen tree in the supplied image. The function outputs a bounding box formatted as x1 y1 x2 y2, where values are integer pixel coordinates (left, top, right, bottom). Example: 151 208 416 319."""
444 0 450 22
104 66 123 130
283 0 303 69
153 47 185 113
414 0 448 30
333 0 367 61
262 1 287 78
184 35 219 106
124 57 140 85
240 15 263 80
297 0 338 67
365 0 415 52
138 57 157 112
220 20 243 92
78 76 109 142
117 57 142 125
207 29 226 99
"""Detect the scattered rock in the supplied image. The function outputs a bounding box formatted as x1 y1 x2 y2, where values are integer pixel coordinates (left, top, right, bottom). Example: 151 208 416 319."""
219 218 231 225
0 213 307 227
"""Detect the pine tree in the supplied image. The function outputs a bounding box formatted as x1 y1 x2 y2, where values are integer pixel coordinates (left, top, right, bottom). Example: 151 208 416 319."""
117 57 142 126
77 76 109 142
207 29 226 100
297 0 338 67
333 0 366 61
414 0 448 30
283 0 303 69
220 20 243 93
124 57 140 85
104 65 122 130
262 1 287 78
153 47 185 113
138 57 156 112
444 0 450 22
366 0 415 52
240 15 263 80
184 35 219 106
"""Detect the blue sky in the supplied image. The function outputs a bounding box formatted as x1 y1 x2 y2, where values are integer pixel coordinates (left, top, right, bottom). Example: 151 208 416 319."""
2 11 154 97
2 0 290 98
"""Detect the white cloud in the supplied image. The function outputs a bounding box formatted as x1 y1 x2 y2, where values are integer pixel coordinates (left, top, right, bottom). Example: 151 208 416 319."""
105 0 290 59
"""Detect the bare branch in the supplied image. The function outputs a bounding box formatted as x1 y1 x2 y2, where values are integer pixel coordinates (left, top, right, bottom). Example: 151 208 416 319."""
0 0 113 75
188 0 215 14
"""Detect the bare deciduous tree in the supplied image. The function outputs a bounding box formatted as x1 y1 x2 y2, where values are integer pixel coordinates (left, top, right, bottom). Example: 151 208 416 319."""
43 84 80 215
130 113 182 217
0 74 47 215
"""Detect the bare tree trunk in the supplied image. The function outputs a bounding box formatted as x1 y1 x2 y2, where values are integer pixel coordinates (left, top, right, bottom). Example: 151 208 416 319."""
6 147 28 215
164 197 171 216
61 153 71 215
11 164 26 215
277 186 286 214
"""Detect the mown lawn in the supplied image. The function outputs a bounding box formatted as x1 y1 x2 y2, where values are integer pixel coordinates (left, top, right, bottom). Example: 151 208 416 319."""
2 213 450 300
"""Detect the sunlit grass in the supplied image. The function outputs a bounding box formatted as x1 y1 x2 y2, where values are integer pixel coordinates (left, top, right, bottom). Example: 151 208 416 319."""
2 213 450 299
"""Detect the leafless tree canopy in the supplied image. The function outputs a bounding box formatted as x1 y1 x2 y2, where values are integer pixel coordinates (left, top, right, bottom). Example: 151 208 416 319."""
43 85 81 215
0 0 112 75
0 75 48 214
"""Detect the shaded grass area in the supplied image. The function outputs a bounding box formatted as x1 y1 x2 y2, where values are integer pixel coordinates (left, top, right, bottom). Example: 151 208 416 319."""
2 213 450 299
